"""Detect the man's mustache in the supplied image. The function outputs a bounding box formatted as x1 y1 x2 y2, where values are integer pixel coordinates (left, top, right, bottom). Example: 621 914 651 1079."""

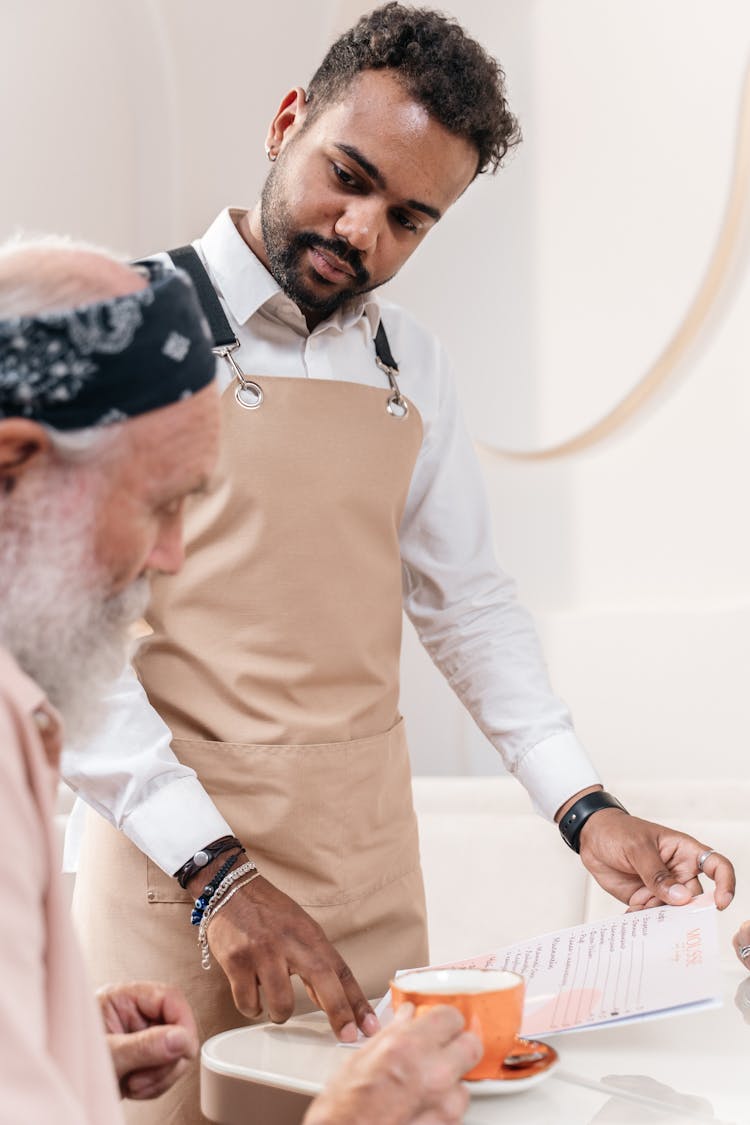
292 232 370 287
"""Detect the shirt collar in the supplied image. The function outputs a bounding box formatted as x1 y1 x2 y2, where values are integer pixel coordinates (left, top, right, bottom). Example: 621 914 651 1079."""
198 208 381 340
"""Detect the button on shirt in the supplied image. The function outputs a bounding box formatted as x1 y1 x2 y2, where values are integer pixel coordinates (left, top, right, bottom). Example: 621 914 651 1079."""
62 208 599 876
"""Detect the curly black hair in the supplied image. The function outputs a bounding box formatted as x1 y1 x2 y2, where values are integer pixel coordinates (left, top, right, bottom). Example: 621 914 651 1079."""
305 3 521 176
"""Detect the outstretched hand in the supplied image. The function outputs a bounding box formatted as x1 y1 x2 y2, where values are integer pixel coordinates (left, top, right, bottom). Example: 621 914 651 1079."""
577 808 735 912
732 920 750 971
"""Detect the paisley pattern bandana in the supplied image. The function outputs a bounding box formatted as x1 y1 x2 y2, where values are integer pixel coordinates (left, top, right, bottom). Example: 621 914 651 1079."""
0 261 216 429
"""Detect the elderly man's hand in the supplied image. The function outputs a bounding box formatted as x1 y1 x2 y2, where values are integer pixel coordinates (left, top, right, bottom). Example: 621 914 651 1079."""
576 808 735 912
732 921 750 970
97 981 198 1100
193 871 379 1043
302 1003 483 1125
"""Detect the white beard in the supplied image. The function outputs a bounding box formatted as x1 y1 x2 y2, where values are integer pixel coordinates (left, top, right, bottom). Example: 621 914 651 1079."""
0 470 150 744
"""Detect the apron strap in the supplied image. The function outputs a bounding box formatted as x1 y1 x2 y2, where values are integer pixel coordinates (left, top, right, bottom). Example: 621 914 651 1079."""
374 320 398 372
166 244 400 374
167 245 237 349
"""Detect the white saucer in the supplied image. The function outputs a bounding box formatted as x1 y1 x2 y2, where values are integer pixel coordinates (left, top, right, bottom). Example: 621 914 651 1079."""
463 1047 559 1096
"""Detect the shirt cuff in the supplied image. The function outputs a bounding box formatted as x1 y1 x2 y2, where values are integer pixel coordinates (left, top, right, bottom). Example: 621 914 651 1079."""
122 776 234 876
514 731 602 822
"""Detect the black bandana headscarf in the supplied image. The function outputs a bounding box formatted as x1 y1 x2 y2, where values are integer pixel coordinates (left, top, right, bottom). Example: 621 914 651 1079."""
0 261 216 429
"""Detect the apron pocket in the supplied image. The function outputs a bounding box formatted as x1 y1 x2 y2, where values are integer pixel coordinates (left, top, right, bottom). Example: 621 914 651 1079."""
170 719 420 908
146 857 195 904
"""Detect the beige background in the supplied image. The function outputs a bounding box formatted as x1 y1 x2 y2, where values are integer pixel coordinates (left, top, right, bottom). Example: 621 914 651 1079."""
2 1 749 785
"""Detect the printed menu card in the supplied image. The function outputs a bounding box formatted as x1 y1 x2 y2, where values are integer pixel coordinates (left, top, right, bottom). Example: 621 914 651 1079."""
374 893 721 1036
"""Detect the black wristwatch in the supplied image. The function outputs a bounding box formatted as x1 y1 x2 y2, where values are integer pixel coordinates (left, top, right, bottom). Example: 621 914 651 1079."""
558 791 628 853
173 835 242 888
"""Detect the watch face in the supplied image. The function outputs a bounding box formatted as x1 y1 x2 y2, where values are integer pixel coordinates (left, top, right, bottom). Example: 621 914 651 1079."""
194 850 210 866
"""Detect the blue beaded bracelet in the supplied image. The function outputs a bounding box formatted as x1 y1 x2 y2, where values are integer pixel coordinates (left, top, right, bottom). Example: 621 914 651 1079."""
190 848 245 926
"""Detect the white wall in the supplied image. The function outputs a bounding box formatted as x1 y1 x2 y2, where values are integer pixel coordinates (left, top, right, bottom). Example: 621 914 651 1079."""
2 1 748 784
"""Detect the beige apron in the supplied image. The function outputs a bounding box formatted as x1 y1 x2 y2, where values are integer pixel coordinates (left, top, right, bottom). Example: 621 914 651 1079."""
73 374 429 1125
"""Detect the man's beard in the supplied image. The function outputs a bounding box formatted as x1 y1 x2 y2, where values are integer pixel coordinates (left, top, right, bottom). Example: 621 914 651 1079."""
260 160 375 318
0 474 150 745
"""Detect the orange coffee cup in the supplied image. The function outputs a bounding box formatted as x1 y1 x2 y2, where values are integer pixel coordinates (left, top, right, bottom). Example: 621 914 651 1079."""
390 967 535 1081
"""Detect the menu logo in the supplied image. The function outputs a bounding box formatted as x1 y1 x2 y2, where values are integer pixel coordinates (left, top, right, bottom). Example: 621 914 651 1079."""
686 927 703 967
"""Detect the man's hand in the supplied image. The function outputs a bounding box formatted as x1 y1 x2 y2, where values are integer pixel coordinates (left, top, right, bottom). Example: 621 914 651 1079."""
732 920 750 970
192 868 379 1043
97 981 199 1100
575 807 735 912
302 1003 483 1125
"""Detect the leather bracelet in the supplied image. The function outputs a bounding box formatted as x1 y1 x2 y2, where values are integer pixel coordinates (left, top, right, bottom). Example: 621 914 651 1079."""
558 791 628 853
174 835 243 888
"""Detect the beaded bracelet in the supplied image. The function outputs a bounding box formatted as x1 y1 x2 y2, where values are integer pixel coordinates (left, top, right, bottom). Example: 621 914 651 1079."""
192 858 257 927
190 848 246 926
204 859 257 910
199 870 261 970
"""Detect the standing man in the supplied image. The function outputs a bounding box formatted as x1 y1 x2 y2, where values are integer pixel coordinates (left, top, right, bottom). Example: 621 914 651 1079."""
66 7 736 1123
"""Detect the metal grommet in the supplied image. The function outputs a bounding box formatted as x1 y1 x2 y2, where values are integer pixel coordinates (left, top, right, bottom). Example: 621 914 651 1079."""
386 394 408 419
235 381 264 410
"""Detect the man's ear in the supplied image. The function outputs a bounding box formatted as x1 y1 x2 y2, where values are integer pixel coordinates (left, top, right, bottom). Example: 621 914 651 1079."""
264 87 309 159
0 419 51 492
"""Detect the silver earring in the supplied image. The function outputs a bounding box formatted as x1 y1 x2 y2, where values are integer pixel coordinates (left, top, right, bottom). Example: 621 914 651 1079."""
265 144 277 163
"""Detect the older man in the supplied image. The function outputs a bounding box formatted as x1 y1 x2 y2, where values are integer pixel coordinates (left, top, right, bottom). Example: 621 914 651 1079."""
0 239 480 1124
0 240 217 1121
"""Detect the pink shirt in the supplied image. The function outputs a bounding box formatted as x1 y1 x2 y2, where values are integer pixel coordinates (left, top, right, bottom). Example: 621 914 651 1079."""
0 647 123 1124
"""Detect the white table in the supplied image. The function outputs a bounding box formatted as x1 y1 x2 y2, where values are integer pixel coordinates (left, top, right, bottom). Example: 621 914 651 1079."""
202 966 750 1124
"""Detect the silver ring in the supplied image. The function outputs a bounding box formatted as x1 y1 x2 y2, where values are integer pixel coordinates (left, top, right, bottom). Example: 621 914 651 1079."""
739 945 750 961
697 849 716 873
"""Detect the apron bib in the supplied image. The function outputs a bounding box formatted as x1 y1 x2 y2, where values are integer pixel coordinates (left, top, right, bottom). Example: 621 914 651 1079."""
74 373 428 1125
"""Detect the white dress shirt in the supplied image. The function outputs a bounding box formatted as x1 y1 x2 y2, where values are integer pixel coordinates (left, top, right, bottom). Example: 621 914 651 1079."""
62 208 600 876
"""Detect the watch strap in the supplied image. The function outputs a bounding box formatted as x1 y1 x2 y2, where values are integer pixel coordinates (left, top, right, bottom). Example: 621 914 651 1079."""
558 791 628 853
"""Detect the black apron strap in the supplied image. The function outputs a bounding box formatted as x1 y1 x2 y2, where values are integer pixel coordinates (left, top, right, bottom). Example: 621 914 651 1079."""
166 245 237 350
167 244 400 374
374 319 399 372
